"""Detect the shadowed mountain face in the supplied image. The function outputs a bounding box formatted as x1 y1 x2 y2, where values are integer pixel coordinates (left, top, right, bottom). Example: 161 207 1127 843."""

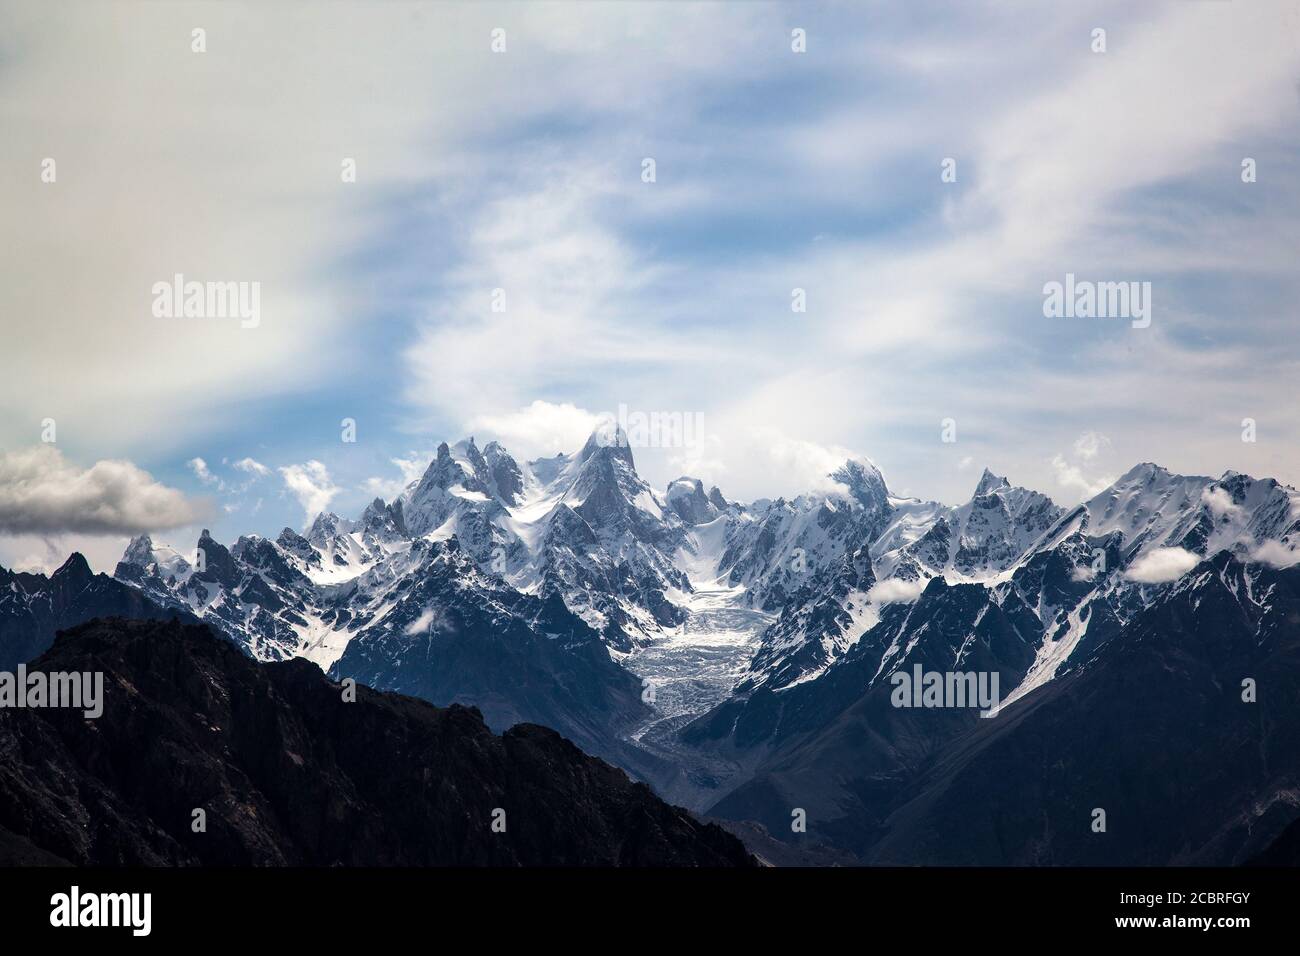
0 618 755 867
855 554 1300 866
1249 815 1300 866
0 555 199 671
12 441 1300 868
327 537 656 773
700 555 1300 865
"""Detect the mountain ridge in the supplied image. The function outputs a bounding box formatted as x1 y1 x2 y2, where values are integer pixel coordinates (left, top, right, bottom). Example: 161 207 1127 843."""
7 427 1300 865
0 617 755 867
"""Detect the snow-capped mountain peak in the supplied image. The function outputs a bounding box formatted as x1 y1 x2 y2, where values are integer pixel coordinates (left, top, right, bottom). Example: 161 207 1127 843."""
481 440 525 505
829 456 890 509
306 512 355 547
578 423 635 469
122 534 156 569
974 467 1010 497
98 426 1300 760
666 476 720 526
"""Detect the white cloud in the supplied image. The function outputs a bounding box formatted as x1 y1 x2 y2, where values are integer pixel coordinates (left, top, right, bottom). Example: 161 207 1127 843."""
362 453 430 501
0 445 207 535
360 477 400 502
1046 432 1118 503
5 2 749 457
1200 486 1241 519
1073 432 1111 462
467 401 604 462
277 0 1297 515
227 456 273 495
759 432 868 497
1051 454 1116 501
188 457 219 486
279 461 340 524
1250 540 1299 569
393 455 428 485
1125 547 1200 584
867 577 929 605
5 1 1300 516
233 457 271 478
0 3 435 456
667 432 729 487
2 538 69 575
192 454 270 497
403 605 452 636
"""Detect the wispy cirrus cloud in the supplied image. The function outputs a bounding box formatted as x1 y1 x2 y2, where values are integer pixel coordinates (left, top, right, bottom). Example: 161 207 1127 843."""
390 1 1300 505
4 0 1299 535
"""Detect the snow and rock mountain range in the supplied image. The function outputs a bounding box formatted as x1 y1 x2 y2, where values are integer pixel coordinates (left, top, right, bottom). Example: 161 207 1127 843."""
6 425 1300 863
108 430 1300 723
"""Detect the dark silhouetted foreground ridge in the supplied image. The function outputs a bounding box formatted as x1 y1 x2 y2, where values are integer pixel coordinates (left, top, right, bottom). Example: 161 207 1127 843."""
0 617 755 867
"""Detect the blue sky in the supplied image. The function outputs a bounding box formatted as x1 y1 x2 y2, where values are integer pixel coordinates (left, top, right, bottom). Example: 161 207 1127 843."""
2 0 1299 571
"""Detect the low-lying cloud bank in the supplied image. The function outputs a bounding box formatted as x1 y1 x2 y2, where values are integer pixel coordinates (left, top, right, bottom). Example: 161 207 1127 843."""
0 446 208 535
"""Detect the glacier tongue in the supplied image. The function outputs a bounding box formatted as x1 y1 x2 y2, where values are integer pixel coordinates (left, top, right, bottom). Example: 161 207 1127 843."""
626 583 771 742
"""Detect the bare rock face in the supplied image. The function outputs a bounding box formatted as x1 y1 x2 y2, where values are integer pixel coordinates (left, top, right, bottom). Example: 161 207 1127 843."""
0 617 755 868
0 555 199 671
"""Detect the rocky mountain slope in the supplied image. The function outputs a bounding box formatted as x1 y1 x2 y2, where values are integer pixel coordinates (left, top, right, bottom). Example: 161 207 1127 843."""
692 553 1300 864
863 553 1300 864
12 426 1294 865
0 617 755 867
0 553 197 671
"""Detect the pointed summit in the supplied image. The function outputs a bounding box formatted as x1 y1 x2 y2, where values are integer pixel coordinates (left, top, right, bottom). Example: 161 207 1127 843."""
306 513 351 546
360 495 408 540
122 535 156 569
276 526 309 549
665 477 717 525
194 529 238 585
54 552 93 582
410 441 493 503
974 468 1010 497
830 457 889 509
578 423 635 470
455 437 489 476
482 441 524 505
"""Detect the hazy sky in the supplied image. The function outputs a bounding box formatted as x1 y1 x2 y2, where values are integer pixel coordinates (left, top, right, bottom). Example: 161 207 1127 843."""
2 0 1299 572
